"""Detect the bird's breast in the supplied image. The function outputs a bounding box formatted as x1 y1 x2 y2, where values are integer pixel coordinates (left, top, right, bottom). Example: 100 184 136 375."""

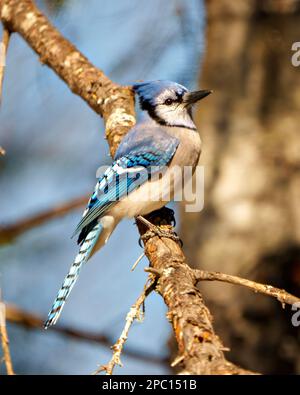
168 127 201 169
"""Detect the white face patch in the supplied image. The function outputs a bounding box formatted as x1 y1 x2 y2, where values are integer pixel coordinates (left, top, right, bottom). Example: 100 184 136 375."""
156 101 195 130
154 89 196 129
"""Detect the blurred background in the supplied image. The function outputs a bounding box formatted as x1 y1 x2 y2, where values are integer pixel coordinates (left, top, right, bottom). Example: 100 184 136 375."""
0 0 300 375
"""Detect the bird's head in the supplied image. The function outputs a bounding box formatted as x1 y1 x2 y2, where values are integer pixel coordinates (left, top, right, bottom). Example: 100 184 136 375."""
133 80 212 130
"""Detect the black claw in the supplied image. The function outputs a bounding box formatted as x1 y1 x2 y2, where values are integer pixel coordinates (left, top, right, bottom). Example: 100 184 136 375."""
174 233 183 248
138 237 144 248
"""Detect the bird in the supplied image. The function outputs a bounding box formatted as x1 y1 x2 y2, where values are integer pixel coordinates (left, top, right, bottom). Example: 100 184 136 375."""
44 80 211 329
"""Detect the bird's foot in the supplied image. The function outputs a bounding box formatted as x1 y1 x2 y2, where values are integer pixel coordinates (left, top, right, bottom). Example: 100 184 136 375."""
136 215 183 247
158 207 176 227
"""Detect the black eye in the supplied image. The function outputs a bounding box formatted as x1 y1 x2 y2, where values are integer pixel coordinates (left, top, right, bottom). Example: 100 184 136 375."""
165 98 173 105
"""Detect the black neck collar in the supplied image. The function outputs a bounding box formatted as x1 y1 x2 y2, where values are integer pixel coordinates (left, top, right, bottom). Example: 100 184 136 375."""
140 99 196 131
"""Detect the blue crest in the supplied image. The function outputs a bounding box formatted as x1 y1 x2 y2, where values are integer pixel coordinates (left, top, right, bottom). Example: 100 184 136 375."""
133 80 188 105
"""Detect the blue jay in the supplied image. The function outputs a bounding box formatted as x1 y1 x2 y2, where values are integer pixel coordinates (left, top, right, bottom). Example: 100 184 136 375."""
44 80 211 328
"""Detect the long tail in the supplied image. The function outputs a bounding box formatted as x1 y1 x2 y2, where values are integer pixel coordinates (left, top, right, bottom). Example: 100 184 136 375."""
44 223 102 329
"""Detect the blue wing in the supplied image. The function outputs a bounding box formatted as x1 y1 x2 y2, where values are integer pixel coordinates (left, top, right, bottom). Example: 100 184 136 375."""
72 126 179 242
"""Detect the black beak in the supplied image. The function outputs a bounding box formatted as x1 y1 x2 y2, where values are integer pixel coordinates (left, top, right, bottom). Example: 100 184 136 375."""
184 90 212 107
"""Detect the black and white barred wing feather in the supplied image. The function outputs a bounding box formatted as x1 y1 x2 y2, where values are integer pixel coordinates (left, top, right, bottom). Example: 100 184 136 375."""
44 126 179 328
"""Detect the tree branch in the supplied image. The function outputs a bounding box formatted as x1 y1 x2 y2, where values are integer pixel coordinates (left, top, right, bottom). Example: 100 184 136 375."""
195 270 300 307
0 24 10 105
0 296 15 375
97 275 157 375
0 0 135 156
139 210 256 375
5 303 165 366
0 194 89 244
0 0 258 374
0 25 10 155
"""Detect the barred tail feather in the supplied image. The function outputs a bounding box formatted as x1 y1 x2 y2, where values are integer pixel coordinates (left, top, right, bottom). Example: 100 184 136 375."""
44 224 102 329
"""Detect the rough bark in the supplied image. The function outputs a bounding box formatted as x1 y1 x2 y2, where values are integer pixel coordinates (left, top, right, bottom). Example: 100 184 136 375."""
138 210 254 374
181 0 300 374
0 0 135 156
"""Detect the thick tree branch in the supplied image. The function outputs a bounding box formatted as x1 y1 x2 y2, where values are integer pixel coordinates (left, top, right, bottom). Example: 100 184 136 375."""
0 0 135 156
0 0 256 374
139 210 256 375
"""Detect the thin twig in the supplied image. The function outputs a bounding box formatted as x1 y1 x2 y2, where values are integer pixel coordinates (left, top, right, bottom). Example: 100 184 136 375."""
131 253 145 272
0 194 89 245
136 215 158 232
195 270 300 307
0 295 15 375
5 303 165 365
0 27 10 156
95 275 157 375
0 26 10 105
